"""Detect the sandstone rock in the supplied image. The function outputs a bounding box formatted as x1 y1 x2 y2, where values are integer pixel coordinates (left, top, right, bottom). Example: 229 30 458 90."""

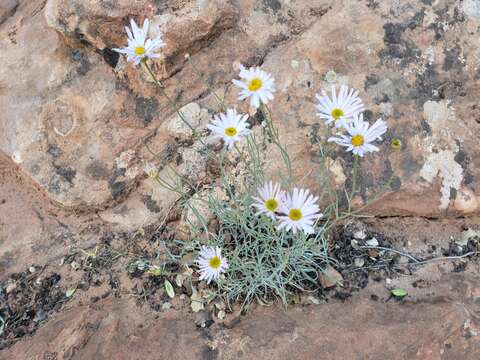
0 1 152 209
0 0 17 25
1 298 208 359
319 265 343 289
99 102 213 230
44 0 153 49
2 0 480 219
45 0 237 69
3 274 479 359
226 0 480 217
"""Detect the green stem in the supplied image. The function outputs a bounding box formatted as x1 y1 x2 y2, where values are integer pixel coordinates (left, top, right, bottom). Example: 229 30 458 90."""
326 171 396 231
186 56 226 111
348 154 359 213
142 61 204 145
260 103 293 185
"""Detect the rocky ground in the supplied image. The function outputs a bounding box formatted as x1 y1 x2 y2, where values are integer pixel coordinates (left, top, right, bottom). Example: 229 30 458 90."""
1 0 480 359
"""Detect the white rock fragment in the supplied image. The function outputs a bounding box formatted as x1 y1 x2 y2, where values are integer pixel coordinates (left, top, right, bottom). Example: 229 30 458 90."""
353 229 367 240
420 150 463 210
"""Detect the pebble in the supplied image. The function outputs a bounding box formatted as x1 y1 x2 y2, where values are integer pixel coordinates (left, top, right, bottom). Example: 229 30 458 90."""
354 258 365 267
33 309 47 323
366 238 379 247
319 266 343 289
5 282 17 294
353 229 367 240
161 302 172 310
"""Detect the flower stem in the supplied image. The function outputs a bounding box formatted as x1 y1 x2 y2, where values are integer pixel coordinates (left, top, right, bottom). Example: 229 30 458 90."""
260 103 293 186
142 61 204 144
186 56 226 111
348 154 359 213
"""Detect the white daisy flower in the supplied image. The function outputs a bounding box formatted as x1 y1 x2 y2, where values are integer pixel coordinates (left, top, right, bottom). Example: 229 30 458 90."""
196 246 229 284
327 113 388 157
252 181 285 220
277 188 322 235
113 18 165 65
232 65 275 108
315 85 365 128
207 108 250 149
143 162 158 178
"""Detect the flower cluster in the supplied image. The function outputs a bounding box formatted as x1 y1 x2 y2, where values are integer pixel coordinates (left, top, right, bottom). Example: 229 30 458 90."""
115 18 389 289
316 85 387 156
253 181 322 235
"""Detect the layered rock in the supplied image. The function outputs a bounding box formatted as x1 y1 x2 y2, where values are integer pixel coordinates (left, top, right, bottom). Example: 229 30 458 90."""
1 0 479 219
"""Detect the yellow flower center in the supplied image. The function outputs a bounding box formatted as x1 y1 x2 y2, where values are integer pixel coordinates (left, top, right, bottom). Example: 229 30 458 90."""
135 46 146 55
391 139 402 150
331 108 344 120
224 127 237 137
209 256 221 269
289 208 302 221
351 134 365 147
264 198 278 212
248 78 263 91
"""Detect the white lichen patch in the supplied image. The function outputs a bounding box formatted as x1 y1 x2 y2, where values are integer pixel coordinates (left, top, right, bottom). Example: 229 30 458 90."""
326 157 346 187
420 150 463 210
165 103 210 137
422 100 458 151
464 0 480 19
115 149 136 169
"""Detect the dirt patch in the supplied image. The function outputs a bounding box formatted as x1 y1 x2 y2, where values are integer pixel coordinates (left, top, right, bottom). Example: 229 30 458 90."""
0 269 68 350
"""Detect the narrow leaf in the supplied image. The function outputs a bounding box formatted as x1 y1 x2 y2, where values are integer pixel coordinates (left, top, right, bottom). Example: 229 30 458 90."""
164 280 175 298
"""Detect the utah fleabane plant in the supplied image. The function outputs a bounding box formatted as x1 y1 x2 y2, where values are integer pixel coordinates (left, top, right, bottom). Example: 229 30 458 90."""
232 64 276 108
196 246 229 284
114 17 395 310
207 108 250 149
316 85 365 128
277 188 322 234
328 113 387 157
113 18 165 65
252 181 285 220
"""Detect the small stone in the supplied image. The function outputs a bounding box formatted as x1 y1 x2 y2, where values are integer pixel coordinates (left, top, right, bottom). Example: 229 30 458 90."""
195 310 213 328
386 278 392 285
457 229 480 247
350 240 360 250
5 282 16 294
217 310 226 320
29 266 36 273
353 229 367 240
319 266 343 289
161 302 172 310
33 309 47 323
366 238 379 247
354 258 365 267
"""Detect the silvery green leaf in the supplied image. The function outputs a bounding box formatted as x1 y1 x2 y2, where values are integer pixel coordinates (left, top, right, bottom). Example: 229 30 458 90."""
165 280 175 299
65 286 77 298
391 288 408 298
